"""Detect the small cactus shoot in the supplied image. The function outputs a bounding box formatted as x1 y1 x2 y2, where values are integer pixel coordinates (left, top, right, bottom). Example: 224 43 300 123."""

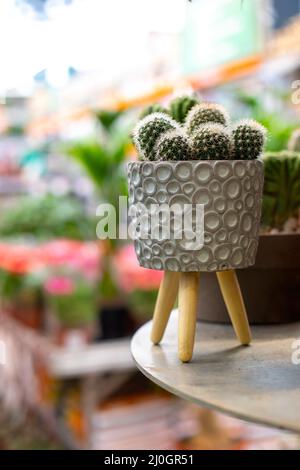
132 112 178 160
192 124 233 160
139 103 169 120
185 103 229 135
233 119 266 160
155 129 194 161
169 95 199 124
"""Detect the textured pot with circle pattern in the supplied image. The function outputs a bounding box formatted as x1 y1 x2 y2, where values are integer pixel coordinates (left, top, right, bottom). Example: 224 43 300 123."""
127 160 264 272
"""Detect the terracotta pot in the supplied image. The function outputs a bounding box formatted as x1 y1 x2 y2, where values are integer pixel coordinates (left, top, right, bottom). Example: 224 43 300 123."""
127 160 264 272
197 233 300 324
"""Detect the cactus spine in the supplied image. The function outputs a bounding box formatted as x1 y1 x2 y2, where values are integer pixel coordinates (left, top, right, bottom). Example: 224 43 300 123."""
169 95 199 124
155 129 194 161
131 101 266 162
185 103 229 136
192 124 233 160
233 119 267 160
132 112 178 160
139 103 169 120
262 151 300 228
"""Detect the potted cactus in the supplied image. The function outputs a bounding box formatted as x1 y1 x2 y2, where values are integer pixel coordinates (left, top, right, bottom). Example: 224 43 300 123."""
128 96 266 361
199 130 300 324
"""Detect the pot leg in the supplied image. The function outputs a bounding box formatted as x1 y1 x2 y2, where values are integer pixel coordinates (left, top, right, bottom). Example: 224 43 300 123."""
216 270 251 345
178 272 199 363
151 271 180 345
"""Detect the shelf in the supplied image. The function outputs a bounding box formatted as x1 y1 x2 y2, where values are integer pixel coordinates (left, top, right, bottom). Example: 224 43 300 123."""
132 310 300 434
48 338 134 378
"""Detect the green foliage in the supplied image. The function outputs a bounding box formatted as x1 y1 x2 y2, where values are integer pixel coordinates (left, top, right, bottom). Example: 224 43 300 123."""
5 125 25 136
262 151 300 229
155 129 193 161
0 194 95 241
47 281 97 328
96 109 123 132
66 109 131 301
132 112 178 160
192 124 233 160
185 103 229 135
233 119 266 160
0 270 26 300
288 128 300 152
169 95 199 124
235 90 298 152
66 108 130 209
127 289 158 320
139 103 169 120
66 135 128 206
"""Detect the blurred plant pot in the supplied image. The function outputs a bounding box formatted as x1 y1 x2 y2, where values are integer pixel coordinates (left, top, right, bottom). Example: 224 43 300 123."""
98 300 133 340
11 290 43 330
46 308 96 347
44 283 98 346
54 323 95 348
197 233 300 324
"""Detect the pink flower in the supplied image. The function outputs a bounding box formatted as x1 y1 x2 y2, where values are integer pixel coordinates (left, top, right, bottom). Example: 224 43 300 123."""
44 276 75 295
38 239 102 280
113 245 163 293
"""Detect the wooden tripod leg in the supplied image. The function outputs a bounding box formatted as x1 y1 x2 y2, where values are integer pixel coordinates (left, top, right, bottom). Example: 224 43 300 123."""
151 271 180 345
178 272 199 363
216 270 251 345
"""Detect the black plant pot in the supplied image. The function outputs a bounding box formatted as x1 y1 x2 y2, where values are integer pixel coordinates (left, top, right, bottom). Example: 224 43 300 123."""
98 303 133 340
197 233 300 324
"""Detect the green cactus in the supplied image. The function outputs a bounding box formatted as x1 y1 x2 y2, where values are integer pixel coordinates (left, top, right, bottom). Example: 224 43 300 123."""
169 95 199 124
192 124 233 160
288 128 300 152
155 129 194 161
132 112 178 160
262 151 300 229
139 103 169 120
185 103 229 135
233 119 266 160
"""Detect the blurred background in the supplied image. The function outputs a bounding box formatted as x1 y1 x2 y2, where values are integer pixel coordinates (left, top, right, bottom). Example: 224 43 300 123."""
0 0 300 450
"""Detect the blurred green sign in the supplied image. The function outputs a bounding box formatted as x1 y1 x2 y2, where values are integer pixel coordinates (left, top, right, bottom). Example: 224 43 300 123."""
183 0 265 74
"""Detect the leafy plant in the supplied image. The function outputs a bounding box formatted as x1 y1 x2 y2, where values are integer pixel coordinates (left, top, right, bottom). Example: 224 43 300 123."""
262 151 300 229
65 110 131 302
66 110 129 207
96 109 123 132
234 90 298 152
45 277 97 328
0 194 95 241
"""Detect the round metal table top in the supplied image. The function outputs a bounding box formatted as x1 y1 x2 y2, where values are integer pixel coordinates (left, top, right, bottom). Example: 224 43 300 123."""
131 310 300 433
